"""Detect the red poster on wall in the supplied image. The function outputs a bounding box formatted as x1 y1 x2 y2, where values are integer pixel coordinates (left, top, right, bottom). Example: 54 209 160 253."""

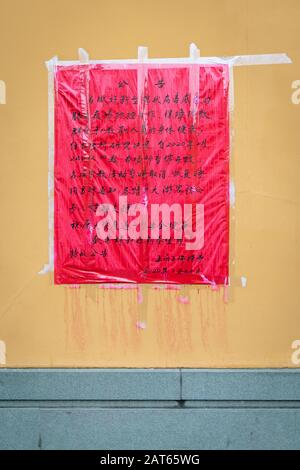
54 63 229 284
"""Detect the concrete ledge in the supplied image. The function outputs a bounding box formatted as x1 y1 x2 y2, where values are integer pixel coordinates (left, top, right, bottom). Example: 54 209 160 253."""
181 369 300 401
1 369 300 401
0 369 180 401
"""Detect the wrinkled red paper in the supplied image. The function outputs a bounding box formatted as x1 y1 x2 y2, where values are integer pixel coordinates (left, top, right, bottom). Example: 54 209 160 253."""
54 64 229 284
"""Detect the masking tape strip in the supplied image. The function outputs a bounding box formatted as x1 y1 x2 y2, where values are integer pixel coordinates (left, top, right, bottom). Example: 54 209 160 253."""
229 64 234 113
39 56 57 274
137 46 149 283
78 47 89 63
137 46 148 115
78 47 91 157
231 53 291 66
188 43 200 124
229 179 236 207
53 53 291 66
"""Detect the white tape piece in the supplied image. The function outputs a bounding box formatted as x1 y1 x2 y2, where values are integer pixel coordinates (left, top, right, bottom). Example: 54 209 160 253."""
0 341 6 365
138 46 148 62
230 179 236 207
231 53 292 66
39 264 50 275
78 48 89 63
137 46 148 115
189 42 200 60
53 53 292 66
136 48 149 219
39 56 57 274
189 43 200 124
229 64 234 113
45 55 58 72
241 276 247 288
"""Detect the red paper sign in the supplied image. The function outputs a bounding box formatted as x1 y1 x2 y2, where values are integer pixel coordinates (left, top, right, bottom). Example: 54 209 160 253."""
54 63 229 284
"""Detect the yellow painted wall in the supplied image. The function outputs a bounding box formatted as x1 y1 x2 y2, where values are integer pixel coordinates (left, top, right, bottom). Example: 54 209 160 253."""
0 0 299 367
